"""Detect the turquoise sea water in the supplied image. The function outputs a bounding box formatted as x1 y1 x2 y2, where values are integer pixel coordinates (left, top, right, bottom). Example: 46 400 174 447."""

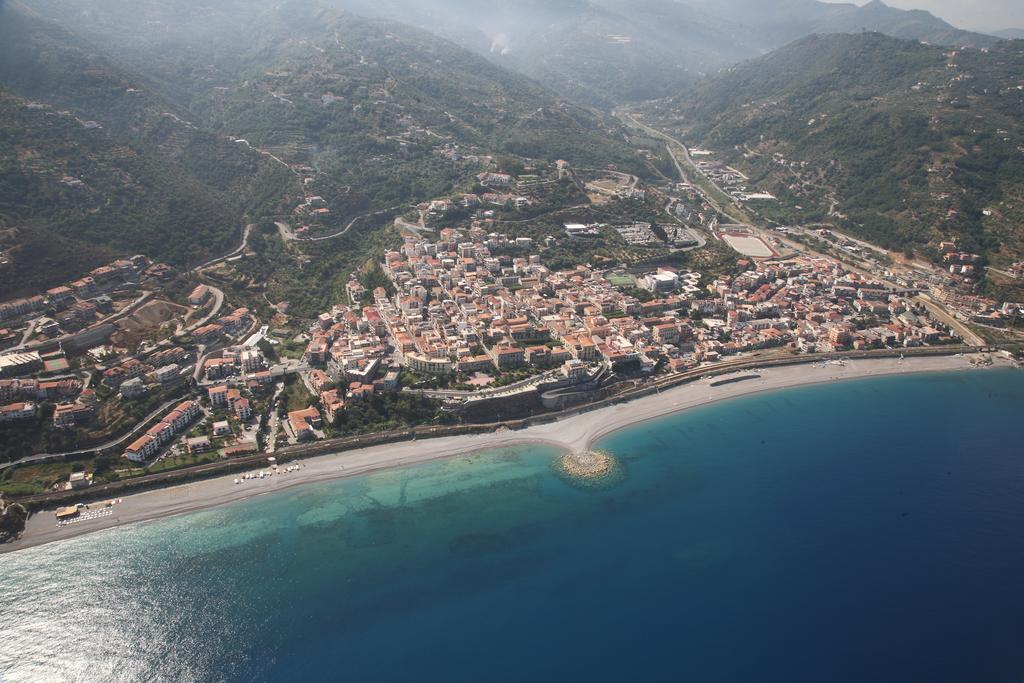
1 369 1023 682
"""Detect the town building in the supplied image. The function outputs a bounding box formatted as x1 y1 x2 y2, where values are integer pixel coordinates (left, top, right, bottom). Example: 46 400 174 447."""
0 401 35 422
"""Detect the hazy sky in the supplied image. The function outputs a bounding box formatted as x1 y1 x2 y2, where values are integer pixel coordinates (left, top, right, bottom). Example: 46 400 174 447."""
829 0 1024 32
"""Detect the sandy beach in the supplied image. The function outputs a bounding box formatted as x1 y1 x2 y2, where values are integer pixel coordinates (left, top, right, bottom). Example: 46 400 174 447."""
2 354 1009 553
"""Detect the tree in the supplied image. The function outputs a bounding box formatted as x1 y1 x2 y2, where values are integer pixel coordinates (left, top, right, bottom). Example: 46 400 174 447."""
93 454 116 476
0 502 28 543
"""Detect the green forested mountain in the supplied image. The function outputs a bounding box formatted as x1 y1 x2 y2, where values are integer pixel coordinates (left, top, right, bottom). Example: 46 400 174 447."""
0 92 290 293
0 3 298 294
647 33 1024 264
19 0 642 170
41 0 979 111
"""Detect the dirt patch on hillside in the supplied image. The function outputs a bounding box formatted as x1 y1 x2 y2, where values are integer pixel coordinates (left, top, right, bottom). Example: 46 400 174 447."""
112 299 189 346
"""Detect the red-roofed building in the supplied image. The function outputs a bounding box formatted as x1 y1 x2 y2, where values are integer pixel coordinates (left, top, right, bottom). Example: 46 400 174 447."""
193 324 224 344
125 435 159 463
309 369 331 393
347 382 374 401
208 385 229 407
0 402 35 422
189 285 210 306
52 401 94 428
287 407 322 441
321 390 345 424
233 398 252 420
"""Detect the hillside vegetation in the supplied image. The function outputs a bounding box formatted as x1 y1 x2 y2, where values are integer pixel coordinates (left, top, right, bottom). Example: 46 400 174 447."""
21 0 642 171
0 4 297 294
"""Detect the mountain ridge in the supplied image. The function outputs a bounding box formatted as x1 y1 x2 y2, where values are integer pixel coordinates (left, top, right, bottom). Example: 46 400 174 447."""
317 0 997 106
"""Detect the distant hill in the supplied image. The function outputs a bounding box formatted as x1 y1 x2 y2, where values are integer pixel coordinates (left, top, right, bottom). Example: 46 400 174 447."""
325 0 736 106
679 0 996 49
648 33 1024 263
993 29 1024 40
305 0 998 107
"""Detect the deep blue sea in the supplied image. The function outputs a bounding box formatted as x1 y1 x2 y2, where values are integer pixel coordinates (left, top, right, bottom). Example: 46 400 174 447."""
2 369 1023 682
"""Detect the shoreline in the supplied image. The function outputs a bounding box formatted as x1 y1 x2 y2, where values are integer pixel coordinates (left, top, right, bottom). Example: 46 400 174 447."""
2 355 1011 553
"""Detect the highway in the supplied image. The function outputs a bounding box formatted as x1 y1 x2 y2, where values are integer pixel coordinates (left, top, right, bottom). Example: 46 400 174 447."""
620 112 751 225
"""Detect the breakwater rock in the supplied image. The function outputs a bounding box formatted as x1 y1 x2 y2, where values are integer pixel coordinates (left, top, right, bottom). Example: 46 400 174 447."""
552 450 626 491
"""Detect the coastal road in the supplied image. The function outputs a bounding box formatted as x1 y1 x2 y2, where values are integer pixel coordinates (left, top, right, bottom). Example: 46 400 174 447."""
915 295 986 347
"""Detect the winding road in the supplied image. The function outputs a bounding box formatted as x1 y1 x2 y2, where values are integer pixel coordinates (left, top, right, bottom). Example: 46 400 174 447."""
277 204 404 243
0 393 189 472
193 224 255 272
10 292 154 353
